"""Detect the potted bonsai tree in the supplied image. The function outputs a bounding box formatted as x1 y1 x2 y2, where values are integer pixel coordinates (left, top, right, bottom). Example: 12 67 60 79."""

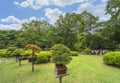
25 44 41 72
50 44 72 75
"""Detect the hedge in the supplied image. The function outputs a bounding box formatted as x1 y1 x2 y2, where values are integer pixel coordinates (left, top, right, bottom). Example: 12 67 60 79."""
35 51 52 64
0 49 6 57
20 49 32 57
103 51 120 67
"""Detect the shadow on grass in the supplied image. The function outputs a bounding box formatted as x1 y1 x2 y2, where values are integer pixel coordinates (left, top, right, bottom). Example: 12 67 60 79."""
103 63 120 69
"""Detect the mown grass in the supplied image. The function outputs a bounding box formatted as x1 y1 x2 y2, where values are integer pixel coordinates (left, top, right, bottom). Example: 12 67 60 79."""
0 55 120 83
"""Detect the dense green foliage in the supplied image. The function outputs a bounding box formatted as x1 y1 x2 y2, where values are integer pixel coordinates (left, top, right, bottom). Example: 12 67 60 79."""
50 44 72 65
103 51 120 67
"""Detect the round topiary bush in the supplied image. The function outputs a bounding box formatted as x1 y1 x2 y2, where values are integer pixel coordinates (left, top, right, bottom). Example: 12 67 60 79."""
50 44 72 65
71 51 79 56
103 51 120 67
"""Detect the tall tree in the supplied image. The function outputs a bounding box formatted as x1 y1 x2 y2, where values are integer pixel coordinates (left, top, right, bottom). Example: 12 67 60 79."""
55 13 84 50
75 11 101 50
19 20 52 49
105 0 120 50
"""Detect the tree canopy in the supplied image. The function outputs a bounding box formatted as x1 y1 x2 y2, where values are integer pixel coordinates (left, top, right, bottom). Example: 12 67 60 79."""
0 1 120 51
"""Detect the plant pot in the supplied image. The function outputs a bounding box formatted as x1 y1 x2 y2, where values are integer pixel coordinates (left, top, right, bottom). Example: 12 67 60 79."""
55 64 67 75
28 56 36 62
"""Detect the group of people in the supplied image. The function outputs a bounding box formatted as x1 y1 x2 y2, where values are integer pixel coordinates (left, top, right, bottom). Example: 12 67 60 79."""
91 50 110 55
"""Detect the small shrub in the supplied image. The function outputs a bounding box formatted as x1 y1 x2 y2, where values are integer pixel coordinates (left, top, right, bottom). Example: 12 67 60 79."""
39 51 52 59
35 54 48 64
20 50 32 57
6 47 18 52
4 47 18 57
11 49 21 56
103 51 120 67
0 49 6 57
35 51 52 64
71 51 79 56
4 51 11 57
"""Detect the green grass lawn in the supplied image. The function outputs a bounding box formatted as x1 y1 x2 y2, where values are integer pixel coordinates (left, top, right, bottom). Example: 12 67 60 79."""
0 55 120 83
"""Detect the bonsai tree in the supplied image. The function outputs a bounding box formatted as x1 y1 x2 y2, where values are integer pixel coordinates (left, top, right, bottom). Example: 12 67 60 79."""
25 44 41 72
50 44 72 74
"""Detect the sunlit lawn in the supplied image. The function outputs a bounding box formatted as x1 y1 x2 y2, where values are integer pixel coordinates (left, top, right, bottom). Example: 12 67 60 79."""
0 55 120 83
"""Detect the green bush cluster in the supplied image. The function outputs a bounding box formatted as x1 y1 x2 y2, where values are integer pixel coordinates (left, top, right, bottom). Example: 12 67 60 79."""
0 47 19 57
11 49 21 56
71 51 79 56
5 47 18 57
20 49 32 57
35 55 48 64
35 51 52 64
103 51 120 67
0 49 6 57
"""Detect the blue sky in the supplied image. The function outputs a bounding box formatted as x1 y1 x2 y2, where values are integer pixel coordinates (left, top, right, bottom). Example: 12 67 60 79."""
0 0 110 30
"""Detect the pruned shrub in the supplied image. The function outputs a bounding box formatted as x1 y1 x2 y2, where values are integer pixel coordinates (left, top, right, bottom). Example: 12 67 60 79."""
36 51 52 61
0 49 6 57
71 51 79 56
4 47 18 57
35 54 48 64
35 51 52 64
6 47 18 52
103 51 120 67
11 49 21 57
20 50 32 57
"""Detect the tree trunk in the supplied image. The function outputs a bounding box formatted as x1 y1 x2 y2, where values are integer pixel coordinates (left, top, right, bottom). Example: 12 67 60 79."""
16 56 18 62
19 60 21 66
32 49 35 72
32 62 34 72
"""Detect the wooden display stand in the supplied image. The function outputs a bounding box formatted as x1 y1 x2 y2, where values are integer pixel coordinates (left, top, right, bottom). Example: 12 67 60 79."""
54 68 69 83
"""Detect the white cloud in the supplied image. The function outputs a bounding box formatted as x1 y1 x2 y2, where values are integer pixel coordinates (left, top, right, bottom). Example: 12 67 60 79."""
0 16 40 30
1 16 21 24
75 2 110 21
53 0 89 7
14 0 49 10
14 0 90 9
0 24 22 30
1 16 39 24
44 8 63 24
